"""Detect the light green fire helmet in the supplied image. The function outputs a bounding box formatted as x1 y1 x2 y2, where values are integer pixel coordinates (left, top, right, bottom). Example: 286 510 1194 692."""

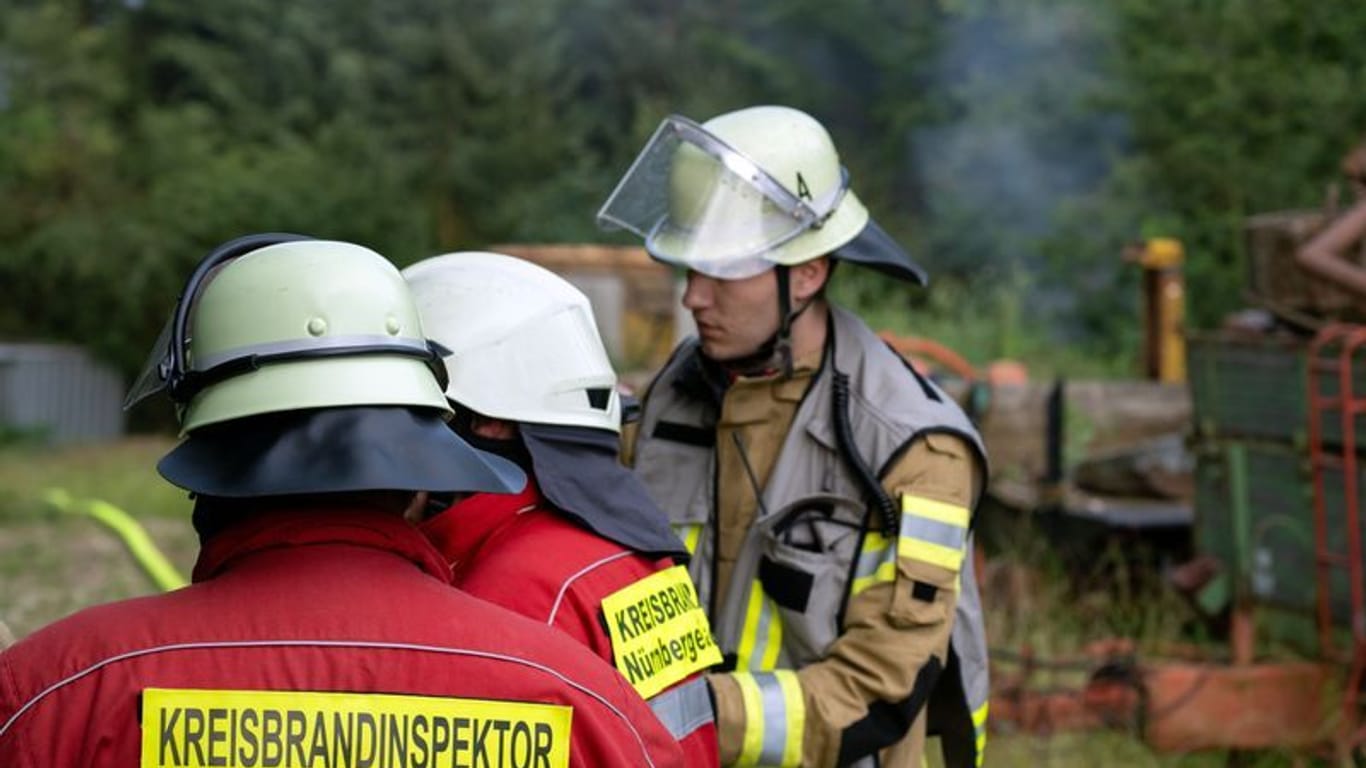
596 104 927 284
125 234 452 435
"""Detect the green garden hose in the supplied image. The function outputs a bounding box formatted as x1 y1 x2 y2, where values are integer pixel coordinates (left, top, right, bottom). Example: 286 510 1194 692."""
43 488 188 592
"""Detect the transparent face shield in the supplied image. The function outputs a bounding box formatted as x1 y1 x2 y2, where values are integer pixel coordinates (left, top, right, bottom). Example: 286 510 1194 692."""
123 312 177 410
125 236 300 411
596 115 848 279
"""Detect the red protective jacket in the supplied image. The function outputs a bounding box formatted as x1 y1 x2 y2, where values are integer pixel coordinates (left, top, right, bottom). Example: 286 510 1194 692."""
0 507 683 768
423 482 720 767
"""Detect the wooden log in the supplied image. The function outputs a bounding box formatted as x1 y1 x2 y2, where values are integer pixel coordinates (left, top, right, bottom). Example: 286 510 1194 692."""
975 380 1191 487
1244 208 1366 325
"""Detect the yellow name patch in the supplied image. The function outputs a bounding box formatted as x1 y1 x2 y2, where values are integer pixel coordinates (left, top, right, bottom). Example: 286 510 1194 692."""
139 688 571 768
600 565 722 699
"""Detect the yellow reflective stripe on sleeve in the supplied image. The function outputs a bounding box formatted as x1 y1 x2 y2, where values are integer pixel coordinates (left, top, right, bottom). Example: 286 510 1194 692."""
731 671 804 767
139 687 572 768
973 702 989 766
601 565 723 699
773 670 805 766
901 494 970 528
898 538 964 572
736 580 783 671
850 561 896 597
899 494 970 573
675 523 702 556
735 672 767 766
850 531 897 597
760 620 782 670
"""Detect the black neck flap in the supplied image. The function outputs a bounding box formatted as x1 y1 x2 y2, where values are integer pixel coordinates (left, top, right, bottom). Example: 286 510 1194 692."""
520 423 688 560
159 406 525 497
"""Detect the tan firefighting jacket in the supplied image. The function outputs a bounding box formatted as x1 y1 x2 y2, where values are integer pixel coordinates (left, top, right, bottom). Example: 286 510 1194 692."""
628 306 988 768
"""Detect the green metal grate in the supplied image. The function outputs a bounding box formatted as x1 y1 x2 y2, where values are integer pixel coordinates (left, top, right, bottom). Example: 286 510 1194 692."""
1195 439 1365 640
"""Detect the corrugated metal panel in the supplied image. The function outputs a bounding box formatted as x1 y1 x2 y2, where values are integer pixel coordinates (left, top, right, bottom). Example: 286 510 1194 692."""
0 343 125 444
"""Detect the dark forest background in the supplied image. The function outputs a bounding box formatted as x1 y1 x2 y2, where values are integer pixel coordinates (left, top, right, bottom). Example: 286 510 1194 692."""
3 0 1364 378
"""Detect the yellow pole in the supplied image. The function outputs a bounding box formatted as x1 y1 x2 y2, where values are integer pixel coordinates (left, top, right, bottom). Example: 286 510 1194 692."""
1139 238 1186 384
44 488 188 592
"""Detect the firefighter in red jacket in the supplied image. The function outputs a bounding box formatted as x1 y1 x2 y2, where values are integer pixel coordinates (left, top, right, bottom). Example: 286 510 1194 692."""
404 252 722 766
0 235 685 768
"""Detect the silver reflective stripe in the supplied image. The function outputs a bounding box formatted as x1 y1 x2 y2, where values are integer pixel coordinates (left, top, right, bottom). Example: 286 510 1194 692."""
757 673 791 763
850 532 896 596
736 581 783 671
733 671 803 767
751 595 778 666
900 514 966 551
648 676 714 741
675 523 703 557
853 533 891 580
956 537 991 767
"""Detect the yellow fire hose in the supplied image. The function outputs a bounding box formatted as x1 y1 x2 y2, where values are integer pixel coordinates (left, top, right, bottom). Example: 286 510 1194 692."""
43 488 188 592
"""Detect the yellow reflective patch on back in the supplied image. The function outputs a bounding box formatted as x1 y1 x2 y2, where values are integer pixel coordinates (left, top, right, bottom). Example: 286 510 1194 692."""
139 687 571 768
601 565 722 699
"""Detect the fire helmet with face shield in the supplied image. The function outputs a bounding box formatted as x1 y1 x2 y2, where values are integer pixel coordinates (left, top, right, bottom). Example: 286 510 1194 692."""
597 104 926 284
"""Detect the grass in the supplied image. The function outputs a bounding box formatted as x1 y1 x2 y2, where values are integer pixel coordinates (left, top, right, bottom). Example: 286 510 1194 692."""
0 435 191 519
0 436 197 639
0 439 1334 766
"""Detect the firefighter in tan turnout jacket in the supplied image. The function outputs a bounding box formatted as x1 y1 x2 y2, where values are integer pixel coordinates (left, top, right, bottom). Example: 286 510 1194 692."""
599 106 990 767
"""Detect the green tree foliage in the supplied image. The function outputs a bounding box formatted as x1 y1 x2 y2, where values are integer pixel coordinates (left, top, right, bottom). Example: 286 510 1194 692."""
2 0 1364 385
1108 0 1366 329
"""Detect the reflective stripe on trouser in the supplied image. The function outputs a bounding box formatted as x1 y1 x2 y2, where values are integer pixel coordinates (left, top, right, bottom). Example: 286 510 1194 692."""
733 670 805 767
675 523 703 557
850 530 896 597
953 532 990 768
898 495 969 572
649 676 715 741
972 702 988 766
736 580 783 671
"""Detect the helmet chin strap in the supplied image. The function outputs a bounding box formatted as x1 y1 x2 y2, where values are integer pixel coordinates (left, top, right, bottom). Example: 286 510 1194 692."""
707 265 810 380
774 264 795 377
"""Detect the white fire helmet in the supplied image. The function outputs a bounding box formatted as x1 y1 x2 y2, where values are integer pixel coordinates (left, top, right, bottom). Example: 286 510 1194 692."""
402 252 623 432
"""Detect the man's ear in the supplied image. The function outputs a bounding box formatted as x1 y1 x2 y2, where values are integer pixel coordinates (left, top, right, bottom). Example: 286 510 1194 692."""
403 491 430 523
790 257 832 303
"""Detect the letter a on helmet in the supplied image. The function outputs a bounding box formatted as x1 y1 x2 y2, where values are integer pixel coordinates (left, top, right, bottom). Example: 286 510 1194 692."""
596 105 927 284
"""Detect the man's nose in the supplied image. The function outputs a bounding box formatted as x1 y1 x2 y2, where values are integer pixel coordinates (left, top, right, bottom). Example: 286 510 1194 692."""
682 271 713 309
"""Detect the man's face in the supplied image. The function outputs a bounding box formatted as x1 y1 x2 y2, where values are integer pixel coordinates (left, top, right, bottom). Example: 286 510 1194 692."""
681 268 780 361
